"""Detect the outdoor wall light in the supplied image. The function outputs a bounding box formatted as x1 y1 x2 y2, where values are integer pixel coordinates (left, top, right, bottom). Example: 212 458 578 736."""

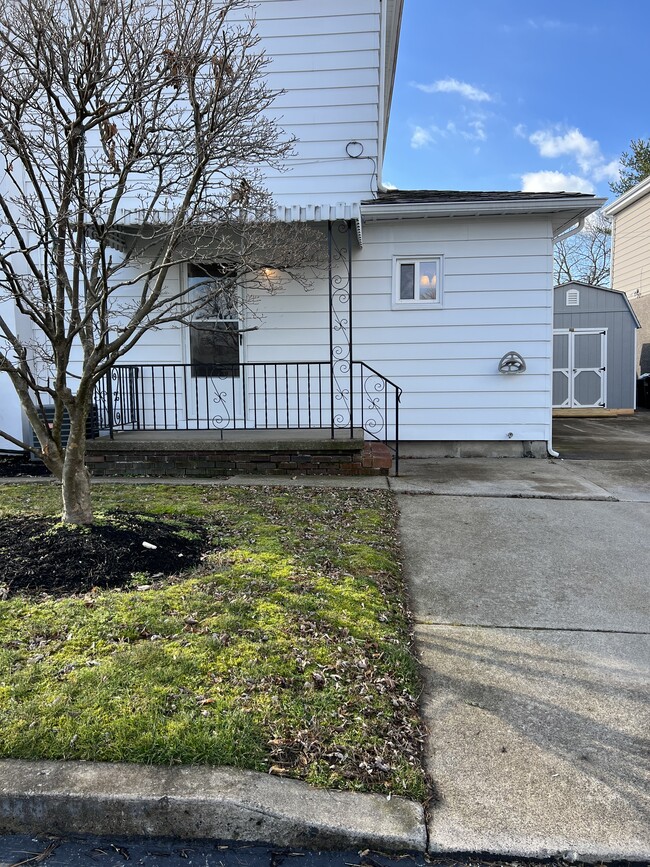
498 351 526 374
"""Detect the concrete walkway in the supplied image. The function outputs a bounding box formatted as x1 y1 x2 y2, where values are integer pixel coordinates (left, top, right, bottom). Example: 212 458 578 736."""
397 459 650 860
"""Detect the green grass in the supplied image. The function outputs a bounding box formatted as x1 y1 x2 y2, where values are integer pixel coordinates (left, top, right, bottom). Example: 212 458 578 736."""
0 483 428 799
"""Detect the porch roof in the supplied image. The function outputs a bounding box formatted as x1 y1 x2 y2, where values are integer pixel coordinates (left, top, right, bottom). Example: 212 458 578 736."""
96 202 363 252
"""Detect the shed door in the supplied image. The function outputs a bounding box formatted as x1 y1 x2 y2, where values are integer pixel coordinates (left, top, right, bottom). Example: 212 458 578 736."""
553 329 607 408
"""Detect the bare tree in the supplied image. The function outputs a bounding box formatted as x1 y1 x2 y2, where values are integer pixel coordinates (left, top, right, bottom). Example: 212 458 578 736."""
0 0 322 524
554 210 611 287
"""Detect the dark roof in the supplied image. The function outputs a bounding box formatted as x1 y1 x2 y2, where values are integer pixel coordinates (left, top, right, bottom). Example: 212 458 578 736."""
362 189 596 205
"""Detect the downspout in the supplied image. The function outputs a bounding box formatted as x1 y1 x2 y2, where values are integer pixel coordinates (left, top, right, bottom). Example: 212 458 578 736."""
546 217 586 457
376 0 388 192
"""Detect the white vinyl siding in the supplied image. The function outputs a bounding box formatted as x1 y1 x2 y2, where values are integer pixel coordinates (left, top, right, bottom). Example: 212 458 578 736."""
611 193 650 299
351 216 554 441
109 215 555 443
250 2 380 206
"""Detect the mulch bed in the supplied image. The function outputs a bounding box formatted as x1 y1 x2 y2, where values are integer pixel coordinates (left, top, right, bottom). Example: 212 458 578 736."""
0 512 208 597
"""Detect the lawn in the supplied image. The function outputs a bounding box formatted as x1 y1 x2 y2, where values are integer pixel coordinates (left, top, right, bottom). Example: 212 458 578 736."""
0 483 428 800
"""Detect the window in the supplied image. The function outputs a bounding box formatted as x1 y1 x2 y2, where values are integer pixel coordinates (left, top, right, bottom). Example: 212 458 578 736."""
188 263 240 377
565 288 580 306
393 257 443 307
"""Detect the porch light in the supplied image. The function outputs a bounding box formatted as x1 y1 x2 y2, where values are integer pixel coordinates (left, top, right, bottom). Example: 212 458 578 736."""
261 267 279 280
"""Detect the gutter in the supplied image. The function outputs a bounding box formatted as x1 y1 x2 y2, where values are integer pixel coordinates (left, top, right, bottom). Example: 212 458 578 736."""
361 198 607 222
604 174 650 216
552 216 585 244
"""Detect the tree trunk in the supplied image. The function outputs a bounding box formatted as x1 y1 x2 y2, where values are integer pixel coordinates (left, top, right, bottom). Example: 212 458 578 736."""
61 408 93 525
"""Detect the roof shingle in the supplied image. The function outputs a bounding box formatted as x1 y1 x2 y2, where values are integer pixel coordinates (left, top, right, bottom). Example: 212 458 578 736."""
362 189 596 205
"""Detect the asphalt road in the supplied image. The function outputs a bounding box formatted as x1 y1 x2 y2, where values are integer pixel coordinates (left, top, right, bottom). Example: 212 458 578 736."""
0 834 619 867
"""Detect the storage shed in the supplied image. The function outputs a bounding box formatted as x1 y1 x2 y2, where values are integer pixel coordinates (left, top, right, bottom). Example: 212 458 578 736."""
553 281 640 413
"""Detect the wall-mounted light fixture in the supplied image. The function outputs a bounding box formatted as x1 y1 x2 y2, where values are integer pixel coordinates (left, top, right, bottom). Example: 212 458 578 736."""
498 351 526 374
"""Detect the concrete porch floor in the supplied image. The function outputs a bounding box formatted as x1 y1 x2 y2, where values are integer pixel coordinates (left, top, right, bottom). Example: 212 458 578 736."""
89 427 367 452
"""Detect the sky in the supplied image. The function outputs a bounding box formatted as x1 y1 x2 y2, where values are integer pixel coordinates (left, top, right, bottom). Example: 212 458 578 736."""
382 0 650 204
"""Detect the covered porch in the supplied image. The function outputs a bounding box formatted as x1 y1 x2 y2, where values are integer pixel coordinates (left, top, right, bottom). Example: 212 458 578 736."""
91 220 401 475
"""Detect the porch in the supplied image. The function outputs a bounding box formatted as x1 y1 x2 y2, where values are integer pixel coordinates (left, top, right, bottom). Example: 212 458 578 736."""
88 220 401 476
86 427 395 477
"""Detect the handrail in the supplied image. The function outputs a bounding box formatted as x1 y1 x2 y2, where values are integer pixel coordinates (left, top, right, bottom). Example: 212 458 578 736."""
94 360 401 474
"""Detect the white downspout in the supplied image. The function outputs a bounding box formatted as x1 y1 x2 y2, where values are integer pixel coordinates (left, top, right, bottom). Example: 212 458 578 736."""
376 0 388 192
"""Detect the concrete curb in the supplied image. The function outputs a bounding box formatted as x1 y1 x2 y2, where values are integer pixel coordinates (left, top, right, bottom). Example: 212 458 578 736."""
0 760 427 853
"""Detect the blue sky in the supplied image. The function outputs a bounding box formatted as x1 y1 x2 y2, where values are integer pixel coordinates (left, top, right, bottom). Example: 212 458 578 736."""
383 0 650 203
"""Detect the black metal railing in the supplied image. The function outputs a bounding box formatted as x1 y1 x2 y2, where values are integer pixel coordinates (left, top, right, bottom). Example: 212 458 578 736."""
94 361 401 472
94 365 139 432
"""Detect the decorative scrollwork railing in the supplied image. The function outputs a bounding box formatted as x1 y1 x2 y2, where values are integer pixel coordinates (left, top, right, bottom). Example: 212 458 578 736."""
95 360 401 473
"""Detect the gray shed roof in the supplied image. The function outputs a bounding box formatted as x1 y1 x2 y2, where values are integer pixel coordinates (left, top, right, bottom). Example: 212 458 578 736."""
555 281 641 328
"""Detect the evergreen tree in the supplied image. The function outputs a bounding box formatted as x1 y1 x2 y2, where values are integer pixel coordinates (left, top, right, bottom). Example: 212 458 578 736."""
610 138 650 195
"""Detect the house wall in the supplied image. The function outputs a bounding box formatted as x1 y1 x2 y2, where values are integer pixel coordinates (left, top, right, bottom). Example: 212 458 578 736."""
631 293 650 374
553 285 637 409
243 214 555 443
252 0 381 207
9 211 558 447
610 192 650 298
104 214 555 445
610 191 650 373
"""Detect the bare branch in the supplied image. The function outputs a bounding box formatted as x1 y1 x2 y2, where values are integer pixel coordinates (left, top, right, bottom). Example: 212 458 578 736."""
554 210 611 287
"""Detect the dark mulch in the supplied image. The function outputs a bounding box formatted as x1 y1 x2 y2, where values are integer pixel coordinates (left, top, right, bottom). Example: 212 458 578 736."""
0 454 50 477
0 512 208 597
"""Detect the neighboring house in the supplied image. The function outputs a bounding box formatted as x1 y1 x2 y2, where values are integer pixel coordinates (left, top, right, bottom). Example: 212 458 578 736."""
0 0 605 467
604 175 650 374
553 281 640 414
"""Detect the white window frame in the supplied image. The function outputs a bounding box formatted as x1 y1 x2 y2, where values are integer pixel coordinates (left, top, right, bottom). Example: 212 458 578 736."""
392 256 443 309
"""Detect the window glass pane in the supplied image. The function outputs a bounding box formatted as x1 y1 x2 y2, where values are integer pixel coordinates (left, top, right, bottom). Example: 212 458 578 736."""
400 263 415 300
189 263 238 319
418 261 438 300
190 321 240 378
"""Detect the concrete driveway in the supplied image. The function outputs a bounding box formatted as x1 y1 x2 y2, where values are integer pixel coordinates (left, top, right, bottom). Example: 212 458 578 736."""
553 410 650 459
397 461 650 859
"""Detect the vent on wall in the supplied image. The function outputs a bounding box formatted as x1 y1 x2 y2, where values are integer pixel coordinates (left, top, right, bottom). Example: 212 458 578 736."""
566 288 580 306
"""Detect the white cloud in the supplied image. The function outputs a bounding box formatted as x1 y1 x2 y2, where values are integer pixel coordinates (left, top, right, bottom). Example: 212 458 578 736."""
382 180 397 190
592 159 620 183
464 119 486 142
412 78 494 103
410 118 487 149
521 171 595 194
526 17 565 30
513 123 527 139
527 125 620 189
410 126 434 149
529 127 602 173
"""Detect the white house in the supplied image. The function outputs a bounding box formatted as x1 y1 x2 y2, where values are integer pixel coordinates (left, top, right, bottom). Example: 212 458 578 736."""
0 0 605 470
